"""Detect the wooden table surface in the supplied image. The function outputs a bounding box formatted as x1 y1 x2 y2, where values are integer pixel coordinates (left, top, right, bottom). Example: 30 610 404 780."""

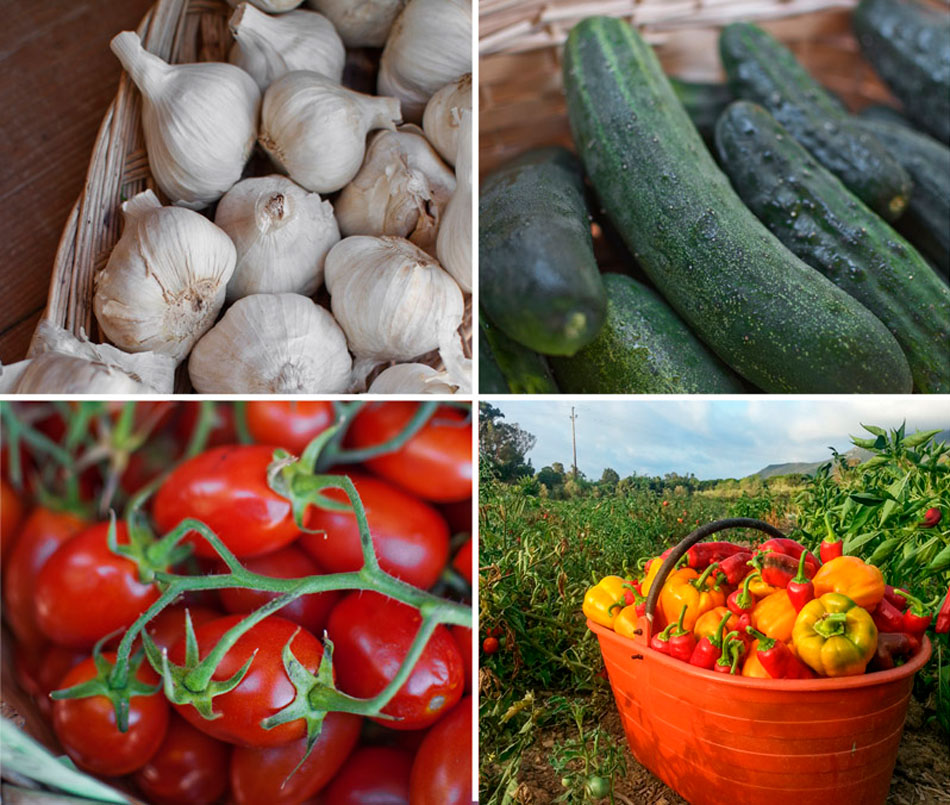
0 0 155 365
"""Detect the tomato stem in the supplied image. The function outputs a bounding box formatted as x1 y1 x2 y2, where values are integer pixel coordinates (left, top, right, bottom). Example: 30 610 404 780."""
324 401 438 466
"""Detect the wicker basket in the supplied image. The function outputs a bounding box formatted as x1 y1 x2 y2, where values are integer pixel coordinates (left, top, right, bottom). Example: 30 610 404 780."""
33 0 470 393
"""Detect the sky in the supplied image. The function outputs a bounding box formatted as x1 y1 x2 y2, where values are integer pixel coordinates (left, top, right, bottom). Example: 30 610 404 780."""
490 398 950 480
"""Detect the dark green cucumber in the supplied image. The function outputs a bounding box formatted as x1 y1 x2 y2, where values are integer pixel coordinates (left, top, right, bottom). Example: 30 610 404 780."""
479 325 510 393
720 22 912 221
854 111 950 279
716 101 950 393
562 16 912 393
853 0 950 143
550 273 745 393
479 147 606 356
669 78 733 141
480 314 559 394
860 105 913 129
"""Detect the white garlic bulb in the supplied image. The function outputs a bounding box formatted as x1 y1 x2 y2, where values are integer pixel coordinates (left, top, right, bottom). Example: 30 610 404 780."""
305 0 405 48
437 109 471 292
229 3 345 92
334 125 455 254
215 176 340 302
260 72 402 194
189 293 352 393
368 363 457 394
377 0 471 122
94 190 236 363
226 0 304 12
110 32 260 209
15 354 153 394
422 74 471 166
324 236 465 386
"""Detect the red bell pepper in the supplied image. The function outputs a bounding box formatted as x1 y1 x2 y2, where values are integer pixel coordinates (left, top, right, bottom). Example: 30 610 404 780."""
750 549 817 589
868 632 921 671
717 551 754 586
937 585 950 635
650 620 677 654
786 551 814 613
871 596 905 634
920 507 942 529
744 627 812 679
900 591 932 637
759 537 818 566
668 605 697 662
727 572 758 618
686 541 747 571
883 585 908 612
690 612 732 670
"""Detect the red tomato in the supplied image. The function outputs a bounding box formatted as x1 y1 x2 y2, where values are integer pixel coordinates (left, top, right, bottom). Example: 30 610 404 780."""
1 478 25 560
230 712 361 805
451 626 473 694
152 445 300 559
134 715 231 805
52 652 169 776
302 473 449 590
14 642 86 718
482 637 500 655
174 402 237 448
217 546 341 636
452 538 473 586
3 507 86 651
170 615 324 747
409 696 473 805
326 591 464 730
346 403 472 503
322 746 414 804
34 522 160 649
142 604 223 653
440 498 473 535
245 401 335 455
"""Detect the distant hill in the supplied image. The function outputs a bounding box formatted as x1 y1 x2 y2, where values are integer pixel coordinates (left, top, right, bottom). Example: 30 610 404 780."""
754 429 950 479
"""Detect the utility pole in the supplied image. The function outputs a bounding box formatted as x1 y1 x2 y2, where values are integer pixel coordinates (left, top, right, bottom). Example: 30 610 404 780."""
570 406 578 478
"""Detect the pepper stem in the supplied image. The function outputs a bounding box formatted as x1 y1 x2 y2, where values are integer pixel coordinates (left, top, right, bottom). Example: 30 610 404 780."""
812 611 848 638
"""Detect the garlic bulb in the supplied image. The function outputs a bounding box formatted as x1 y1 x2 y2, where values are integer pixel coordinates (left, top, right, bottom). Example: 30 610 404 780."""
334 125 455 254
324 236 465 386
229 4 345 92
436 109 471 292
110 32 260 209
304 0 405 48
0 360 31 393
15 354 154 394
368 363 457 394
260 72 402 194
94 190 236 363
215 176 340 301
226 0 304 12
377 0 471 122
422 74 471 166
189 293 352 393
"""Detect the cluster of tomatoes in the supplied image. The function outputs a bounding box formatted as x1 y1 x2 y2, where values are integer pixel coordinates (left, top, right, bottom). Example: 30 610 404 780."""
1 401 473 805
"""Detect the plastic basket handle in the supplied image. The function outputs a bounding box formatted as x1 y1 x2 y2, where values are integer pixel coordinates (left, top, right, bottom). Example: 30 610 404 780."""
643 518 786 622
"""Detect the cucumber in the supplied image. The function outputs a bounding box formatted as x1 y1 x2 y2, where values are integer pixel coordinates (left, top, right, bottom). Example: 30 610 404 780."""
550 273 745 393
853 0 950 143
860 105 913 128
480 314 559 394
716 101 950 393
669 78 732 142
854 111 950 279
562 16 912 393
479 326 510 393
719 22 912 221
479 147 606 356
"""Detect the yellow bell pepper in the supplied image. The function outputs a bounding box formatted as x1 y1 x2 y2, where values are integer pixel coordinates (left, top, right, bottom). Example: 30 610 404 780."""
792 592 878 677
583 576 633 629
614 604 641 640
658 563 726 632
812 556 885 610
748 575 780 598
742 641 771 678
640 556 664 596
751 590 797 643
693 606 731 641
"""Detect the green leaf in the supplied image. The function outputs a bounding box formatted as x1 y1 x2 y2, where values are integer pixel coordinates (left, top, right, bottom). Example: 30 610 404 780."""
861 424 887 438
843 531 880 554
859 456 889 470
850 492 885 507
851 437 878 450
903 429 942 448
928 543 950 573
867 537 900 566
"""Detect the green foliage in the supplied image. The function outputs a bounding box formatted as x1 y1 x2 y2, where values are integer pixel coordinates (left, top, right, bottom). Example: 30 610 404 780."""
479 403 536 482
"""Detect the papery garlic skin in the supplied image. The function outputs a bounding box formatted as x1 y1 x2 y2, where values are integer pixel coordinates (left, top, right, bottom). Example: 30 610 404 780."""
215 175 340 301
305 0 405 47
111 32 260 209
94 190 236 364
437 109 471 292
324 236 464 385
422 73 471 166
334 125 455 254
260 72 402 194
15 354 151 394
229 4 345 92
378 0 471 122
368 363 457 394
189 293 352 393
226 0 304 12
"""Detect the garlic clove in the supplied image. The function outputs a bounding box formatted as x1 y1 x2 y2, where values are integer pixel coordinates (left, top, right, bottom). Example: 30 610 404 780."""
260 72 402 194
324 235 465 387
215 175 340 302
0 360 31 393
334 124 455 255
436 109 471 292
377 0 471 122
93 190 236 364
14 354 153 394
368 363 457 393
229 3 345 92
188 293 352 393
422 73 471 166
226 0 305 12
305 0 406 48
110 31 261 209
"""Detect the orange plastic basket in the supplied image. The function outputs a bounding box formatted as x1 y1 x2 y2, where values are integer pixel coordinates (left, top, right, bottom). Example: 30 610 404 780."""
590 518 934 805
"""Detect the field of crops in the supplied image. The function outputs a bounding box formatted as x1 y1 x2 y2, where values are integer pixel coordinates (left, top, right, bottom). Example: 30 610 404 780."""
478 426 950 804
